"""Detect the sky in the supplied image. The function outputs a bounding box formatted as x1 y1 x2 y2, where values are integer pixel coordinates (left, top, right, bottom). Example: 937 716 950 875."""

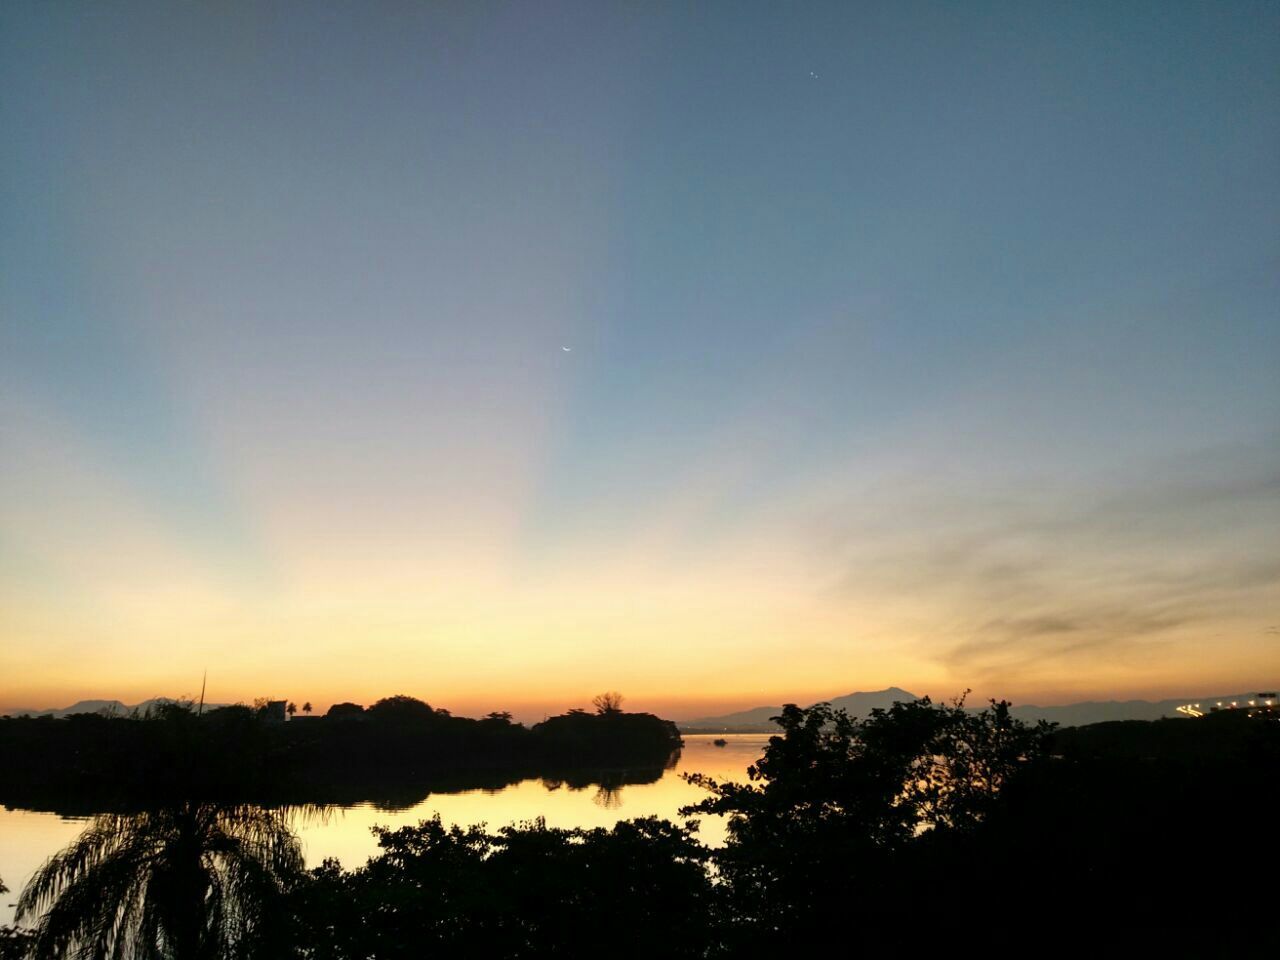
1 1 1277 721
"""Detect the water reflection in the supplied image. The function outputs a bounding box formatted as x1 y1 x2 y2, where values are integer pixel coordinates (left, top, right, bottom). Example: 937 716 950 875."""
1 736 769 928
592 780 624 809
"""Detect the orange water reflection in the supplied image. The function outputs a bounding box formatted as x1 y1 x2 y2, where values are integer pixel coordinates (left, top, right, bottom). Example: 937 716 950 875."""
294 734 768 869
0 734 768 925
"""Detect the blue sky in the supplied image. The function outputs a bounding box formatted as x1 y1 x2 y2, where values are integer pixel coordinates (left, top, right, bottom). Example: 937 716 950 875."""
2 1 1276 715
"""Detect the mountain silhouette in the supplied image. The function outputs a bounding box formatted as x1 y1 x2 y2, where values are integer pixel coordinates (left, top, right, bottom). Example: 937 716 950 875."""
679 688 1269 731
1003 693 1263 727
681 687 919 732
5 697 228 718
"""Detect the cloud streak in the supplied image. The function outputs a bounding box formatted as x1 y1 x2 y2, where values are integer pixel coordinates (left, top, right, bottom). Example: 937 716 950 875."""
817 442 1280 692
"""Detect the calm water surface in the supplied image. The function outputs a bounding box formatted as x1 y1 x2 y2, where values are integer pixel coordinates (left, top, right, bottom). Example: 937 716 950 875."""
0 734 767 925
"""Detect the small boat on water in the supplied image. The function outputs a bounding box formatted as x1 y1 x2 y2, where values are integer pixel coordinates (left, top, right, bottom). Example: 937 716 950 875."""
712 738 728 747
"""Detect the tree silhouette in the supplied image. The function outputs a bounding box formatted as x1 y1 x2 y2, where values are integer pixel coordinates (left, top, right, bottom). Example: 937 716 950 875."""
680 696 1053 946
592 692 624 715
367 695 435 724
301 702 312 716
286 702 297 719
290 815 714 957
17 803 303 960
324 702 364 719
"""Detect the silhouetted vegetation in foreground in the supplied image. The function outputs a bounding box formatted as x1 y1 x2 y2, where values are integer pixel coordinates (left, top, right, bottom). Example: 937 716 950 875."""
6 698 1277 957
0 696 681 813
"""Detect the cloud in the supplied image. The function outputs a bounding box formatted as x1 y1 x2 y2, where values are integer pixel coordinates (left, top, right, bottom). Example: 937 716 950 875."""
815 441 1280 686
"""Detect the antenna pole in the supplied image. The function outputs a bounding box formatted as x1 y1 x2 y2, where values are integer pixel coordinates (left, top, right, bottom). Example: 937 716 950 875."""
198 670 207 716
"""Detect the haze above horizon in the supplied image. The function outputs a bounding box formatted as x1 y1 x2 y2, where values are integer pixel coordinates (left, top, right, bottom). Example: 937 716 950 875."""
2 2 1277 716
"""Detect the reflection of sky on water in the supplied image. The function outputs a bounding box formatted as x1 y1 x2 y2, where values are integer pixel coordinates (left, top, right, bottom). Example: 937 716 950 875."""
294 735 768 869
0 735 768 925
0 809 90 926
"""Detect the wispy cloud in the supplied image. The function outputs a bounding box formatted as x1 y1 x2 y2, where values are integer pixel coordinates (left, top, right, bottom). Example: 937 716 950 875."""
815 442 1280 689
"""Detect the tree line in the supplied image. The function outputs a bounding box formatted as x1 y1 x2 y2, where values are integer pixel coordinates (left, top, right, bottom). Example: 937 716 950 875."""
0 695 680 814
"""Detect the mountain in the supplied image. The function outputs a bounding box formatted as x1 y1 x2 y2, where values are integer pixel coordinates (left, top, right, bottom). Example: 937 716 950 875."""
4 699 129 718
680 687 919 732
1005 694 1261 727
679 688 1269 731
4 697 228 718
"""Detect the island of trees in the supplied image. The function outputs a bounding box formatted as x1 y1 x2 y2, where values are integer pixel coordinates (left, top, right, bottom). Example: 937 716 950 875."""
0 692 681 813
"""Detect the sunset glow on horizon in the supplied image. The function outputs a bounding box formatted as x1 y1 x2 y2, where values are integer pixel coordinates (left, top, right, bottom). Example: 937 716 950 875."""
2 2 1277 720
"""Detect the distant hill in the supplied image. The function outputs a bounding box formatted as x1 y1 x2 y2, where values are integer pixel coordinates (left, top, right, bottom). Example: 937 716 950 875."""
680 687 919 732
679 688 1268 731
4 697 229 718
1005 694 1260 727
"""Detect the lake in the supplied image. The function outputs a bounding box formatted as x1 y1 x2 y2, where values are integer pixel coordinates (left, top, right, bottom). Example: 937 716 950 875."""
0 734 768 926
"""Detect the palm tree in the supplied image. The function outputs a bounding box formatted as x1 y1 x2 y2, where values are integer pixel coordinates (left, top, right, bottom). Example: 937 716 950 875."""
17 803 304 960
301 702 312 716
592 691 624 715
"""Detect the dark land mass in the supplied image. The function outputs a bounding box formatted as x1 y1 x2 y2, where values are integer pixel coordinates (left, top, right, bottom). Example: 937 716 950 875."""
0 697 680 815
4 697 1277 955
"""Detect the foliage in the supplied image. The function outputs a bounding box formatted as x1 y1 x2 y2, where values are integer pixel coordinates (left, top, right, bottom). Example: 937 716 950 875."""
323 703 363 719
289 815 713 959
591 692 624 715
365 696 436 724
0 698 683 814
685 695 1050 834
681 696 1053 941
12 698 1276 952
16 804 304 960
529 709 680 766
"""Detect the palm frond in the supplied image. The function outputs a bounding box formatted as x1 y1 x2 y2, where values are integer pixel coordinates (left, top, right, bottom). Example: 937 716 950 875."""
17 804 306 960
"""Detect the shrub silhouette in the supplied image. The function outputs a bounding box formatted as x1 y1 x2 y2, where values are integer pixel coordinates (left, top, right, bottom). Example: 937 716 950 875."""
681 696 1053 944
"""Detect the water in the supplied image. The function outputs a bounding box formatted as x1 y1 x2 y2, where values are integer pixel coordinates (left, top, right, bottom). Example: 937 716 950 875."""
0 734 768 926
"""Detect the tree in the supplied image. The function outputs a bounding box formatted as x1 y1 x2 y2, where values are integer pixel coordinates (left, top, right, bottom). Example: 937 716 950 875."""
592 691 624 715
17 803 304 960
289 815 714 958
286 702 297 719
325 702 364 719
367 695 435 724
680 696 1053 945
302 702 312 716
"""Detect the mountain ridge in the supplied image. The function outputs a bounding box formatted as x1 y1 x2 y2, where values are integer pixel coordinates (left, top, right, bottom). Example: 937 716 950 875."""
679 688 1267 731
681 687 919 731
4 697 230 718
